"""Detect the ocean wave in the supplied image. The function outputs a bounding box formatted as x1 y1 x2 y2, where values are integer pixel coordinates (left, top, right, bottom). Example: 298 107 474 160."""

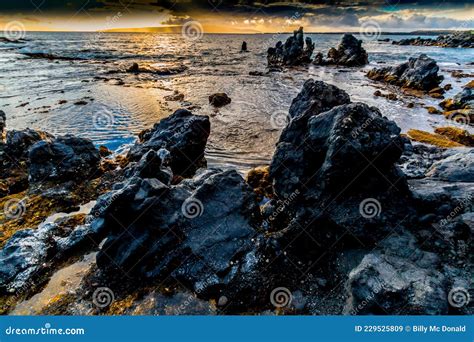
18 47 83 61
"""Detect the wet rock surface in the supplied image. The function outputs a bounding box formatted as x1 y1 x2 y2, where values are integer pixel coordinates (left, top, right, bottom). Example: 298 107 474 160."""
367 54 443 91
29 135 101 183
313 34 368 67
0 79 472 316
267 27 314 67
393 31 474 48
128 109 210 178
209 93 232 107
94 168 263 300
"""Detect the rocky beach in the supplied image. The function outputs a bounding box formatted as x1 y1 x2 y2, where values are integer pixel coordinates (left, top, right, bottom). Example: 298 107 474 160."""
0 29 473 316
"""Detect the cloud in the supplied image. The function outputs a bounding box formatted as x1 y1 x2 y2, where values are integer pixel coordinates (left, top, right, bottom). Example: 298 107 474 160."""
0 1 473 31
160 15 193 26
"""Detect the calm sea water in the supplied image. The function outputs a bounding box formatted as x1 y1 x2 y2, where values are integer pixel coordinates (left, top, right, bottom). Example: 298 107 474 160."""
0 32 473 170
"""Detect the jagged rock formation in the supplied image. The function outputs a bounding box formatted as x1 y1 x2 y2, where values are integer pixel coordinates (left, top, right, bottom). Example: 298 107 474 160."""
267 27 314 67
128 109 210 178
367 54 443 91
0 81 472 316
29 135 101 183
313 34 369 67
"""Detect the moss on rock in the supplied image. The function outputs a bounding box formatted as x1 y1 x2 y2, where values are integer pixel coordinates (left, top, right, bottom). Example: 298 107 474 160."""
407 129 464 148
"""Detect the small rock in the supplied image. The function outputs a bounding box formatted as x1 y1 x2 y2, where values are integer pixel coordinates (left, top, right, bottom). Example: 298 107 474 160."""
209 93 231 107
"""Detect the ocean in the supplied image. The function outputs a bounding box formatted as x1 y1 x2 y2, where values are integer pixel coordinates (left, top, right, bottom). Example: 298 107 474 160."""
1 32 473 170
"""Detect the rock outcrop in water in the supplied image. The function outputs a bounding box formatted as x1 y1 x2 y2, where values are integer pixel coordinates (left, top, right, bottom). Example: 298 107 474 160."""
439 82 474 125
367 54 443 91
267 27 314 68
125 62 187 75
393 31 474 48
29 135 101 183
128 109 210 178
313 34 369 67
0 127 54 196
209 93 232 107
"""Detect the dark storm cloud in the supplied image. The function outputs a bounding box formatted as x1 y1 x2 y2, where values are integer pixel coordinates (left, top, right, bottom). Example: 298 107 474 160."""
0 0 470 14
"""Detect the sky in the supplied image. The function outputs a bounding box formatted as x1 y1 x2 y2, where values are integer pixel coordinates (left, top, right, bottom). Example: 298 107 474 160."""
0 0 473 33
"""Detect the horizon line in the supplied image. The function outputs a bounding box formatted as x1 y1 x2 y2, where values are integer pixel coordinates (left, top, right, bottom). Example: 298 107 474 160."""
17 29 471 34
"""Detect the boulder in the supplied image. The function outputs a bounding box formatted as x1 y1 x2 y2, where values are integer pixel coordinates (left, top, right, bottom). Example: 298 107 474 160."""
128 109 210 178
313 34 369 67
209 93 231 107
0 218 105 294
267 81 411 264
0 224 55 293
95 168 262 296
440 87 474 111
5 129 53 158
345 251 448 315
28 135 101 183
270 80 351 199
367 54 443 91
267 27 314 67
0 127 53 196
271 86 405 200
425 149 474 182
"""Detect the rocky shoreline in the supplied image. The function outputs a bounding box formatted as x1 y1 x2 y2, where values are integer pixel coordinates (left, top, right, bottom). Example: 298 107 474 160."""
392 31 474 48
0 76 472 315
0 29 473 316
